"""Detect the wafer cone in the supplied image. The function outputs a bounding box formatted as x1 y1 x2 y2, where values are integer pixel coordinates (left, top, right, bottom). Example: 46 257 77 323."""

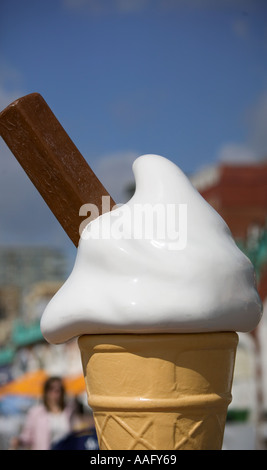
78 332 238 450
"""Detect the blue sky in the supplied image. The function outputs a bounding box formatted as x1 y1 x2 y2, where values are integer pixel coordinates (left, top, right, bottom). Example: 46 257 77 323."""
0 0 267 262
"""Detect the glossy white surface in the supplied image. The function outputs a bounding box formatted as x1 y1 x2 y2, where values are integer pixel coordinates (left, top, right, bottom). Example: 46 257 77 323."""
41 155 262 344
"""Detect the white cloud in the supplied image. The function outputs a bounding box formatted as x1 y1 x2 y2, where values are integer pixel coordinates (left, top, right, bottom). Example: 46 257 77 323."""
92 151 138 203
217 88 267 165
0 143 71 247
231 18 250 40
0 87 21 110
247 91 267 159
218 143 257 164
0 63 24 110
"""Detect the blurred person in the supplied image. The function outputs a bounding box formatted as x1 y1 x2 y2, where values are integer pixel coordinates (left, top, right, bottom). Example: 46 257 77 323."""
71 397 96 432
9 376 74 450
51 398 99 450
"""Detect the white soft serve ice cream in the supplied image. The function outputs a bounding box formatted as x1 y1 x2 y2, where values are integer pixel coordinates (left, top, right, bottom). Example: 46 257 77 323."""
41 154 262 344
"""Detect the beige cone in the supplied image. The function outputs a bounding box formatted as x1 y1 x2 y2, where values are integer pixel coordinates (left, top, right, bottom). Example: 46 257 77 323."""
78 332 238 450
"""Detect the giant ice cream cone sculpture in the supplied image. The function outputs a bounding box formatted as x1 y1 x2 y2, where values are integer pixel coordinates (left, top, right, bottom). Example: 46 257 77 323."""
79 332 238 450
3 97 259 449
40 155 262 450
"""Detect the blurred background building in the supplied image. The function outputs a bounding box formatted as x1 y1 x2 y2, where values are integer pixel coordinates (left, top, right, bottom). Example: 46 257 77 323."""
0 246 84 449
0 246 66 373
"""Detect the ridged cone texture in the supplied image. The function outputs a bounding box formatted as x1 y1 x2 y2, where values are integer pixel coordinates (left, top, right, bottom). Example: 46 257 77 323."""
78 332 238 450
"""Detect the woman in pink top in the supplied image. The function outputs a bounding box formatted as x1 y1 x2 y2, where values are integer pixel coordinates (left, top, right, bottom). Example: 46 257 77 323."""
10 376 74 450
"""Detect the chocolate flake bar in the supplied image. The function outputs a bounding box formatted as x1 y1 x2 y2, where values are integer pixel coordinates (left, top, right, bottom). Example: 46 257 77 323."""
0 93 115 246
